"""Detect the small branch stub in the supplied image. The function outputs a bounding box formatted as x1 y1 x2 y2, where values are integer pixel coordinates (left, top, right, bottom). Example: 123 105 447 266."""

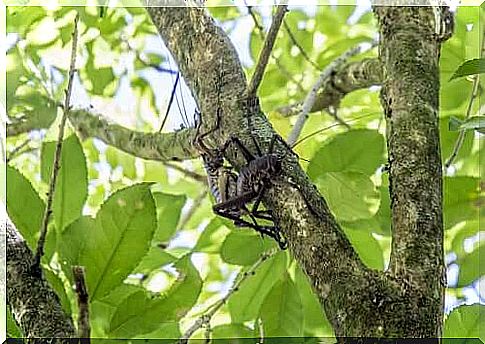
72 266 90 340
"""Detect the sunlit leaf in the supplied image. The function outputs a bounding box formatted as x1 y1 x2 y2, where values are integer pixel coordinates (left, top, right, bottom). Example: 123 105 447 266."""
308 129 385 178
107 255 202 338
259 273 303 337
457 243 484 287
341 227 384 270
450 58 485 80
7 308 22 338
211 324 256 339
153 192 186 242
229 251 287 323
194 218 230 253
444 304 485 340
444 177 480 230
6 165 45 251
221 229 271 266
314 172 380 222
41 134 88 231
58 184 157 300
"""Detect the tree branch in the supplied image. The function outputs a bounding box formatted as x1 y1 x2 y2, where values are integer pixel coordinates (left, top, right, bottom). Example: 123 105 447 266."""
248 5 288 97
34 14 80 270
277 58 383 117
374 5 451 336
5 216 75 338
68 108 200 161
287 43 373 145
146 7 370 334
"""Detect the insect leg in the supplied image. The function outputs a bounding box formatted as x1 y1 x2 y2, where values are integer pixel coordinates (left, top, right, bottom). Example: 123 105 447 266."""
220 136 256 163
214 206 285 248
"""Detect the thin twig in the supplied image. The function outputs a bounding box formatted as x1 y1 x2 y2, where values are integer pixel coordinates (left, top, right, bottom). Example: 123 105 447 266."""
179 249 278 343
177 188 208 231
204 321 211 343
246 4 306 94
164 161 207 183
248 5 288 97
287 42 374 146
246 5 264 32
444 76 480 169
444 29 485 169
283 20 320 70
33 14 80 270
72 266 90 339
6 139 30 163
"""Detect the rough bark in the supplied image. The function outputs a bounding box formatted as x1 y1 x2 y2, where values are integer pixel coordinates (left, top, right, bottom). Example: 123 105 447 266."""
4 4 451 340
278 58 383 117
146 6 375 337
4 216 75 339
146 5 450 338
375 5 448 336
68 108 199 161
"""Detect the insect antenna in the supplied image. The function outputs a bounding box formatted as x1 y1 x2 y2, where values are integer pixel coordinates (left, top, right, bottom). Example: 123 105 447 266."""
158 71 180 132
290 112 380 148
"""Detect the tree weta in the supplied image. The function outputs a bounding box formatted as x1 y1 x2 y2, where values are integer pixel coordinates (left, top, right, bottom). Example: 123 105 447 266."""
193 109 287 249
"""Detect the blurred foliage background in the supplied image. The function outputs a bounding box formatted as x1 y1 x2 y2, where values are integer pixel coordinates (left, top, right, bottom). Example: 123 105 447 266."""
4 3 484 340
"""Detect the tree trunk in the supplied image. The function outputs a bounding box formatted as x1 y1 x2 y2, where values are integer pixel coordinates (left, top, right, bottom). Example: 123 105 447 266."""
6 4 453 340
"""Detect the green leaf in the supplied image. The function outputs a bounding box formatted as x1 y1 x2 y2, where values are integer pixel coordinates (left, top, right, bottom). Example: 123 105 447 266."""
153 192 186 242
194 218 230 253
58 184 157 300
7 6 46 35
43 268 72 316
451 221 479 257
450 58 485 80
105 146 137 179
107 255 202 338
457 243 484 287
132 247 177 275
7 307 22 338
449 116 464 131
138 322 181 339
6 165 45 250
211 324 256 339
294 265 333 337
90 284 144 337
441 116 474 166
444 177 481 230
341 227 384 270
81 42 117 96
221 230 267 266
314 172 380 222
229 251 287 323
444 304 485 340
41 134 88 231
449 116 485 134
58 216 96 279
143 160 168 184
259 273 303 337
308 129 385 179
373 174 391 235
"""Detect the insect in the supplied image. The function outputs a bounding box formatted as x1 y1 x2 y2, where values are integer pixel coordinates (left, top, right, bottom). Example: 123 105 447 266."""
194 110 287 249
